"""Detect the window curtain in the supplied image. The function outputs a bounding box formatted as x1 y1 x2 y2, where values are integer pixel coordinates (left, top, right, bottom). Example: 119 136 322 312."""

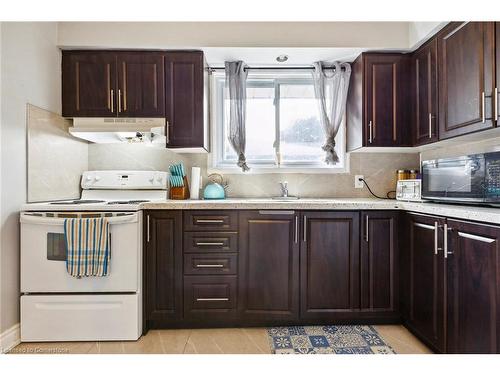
312 61 352 165
225 61 250 172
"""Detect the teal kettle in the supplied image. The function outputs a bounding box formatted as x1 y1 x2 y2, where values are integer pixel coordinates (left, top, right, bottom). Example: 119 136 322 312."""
203 174 226 200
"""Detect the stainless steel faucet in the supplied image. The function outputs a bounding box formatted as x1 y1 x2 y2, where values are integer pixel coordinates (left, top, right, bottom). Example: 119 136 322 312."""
279 181 289 198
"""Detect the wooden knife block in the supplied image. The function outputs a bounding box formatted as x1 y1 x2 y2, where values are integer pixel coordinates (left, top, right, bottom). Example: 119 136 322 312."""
169 176 190 200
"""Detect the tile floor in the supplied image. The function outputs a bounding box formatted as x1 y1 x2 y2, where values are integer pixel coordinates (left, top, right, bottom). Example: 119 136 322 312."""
9 325 432 354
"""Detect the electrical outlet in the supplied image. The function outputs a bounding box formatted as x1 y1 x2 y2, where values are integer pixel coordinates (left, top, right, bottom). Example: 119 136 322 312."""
355 175 364 189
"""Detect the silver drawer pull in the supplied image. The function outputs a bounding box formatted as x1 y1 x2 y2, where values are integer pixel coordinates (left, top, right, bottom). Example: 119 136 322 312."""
196 298 229 302
196 219 225 223
195 264 225 268
258 210 295 215
196 242 224 246
458 231 495 243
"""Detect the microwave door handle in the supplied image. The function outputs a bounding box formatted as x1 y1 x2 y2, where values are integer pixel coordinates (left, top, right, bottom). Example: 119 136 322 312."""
20 212 138 226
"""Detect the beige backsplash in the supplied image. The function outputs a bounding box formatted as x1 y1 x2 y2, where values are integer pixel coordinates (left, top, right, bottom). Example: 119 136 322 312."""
88 144 419 198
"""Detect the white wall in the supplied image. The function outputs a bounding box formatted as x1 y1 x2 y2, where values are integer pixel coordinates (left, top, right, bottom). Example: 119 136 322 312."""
408 22 447 49
0 22 60 336
57 22 411 49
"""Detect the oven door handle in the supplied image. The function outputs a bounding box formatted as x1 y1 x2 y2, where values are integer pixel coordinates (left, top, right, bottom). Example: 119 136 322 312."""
20 212 139 225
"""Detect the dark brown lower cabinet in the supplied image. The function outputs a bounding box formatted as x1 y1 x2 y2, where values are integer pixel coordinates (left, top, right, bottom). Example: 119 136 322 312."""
238 210 300 323
143 211 183 330
402 213 446 353
300 211 360 321
360 211 399 316
446 219 500 354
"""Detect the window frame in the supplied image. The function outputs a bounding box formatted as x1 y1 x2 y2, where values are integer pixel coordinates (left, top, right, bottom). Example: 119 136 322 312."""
209 70 349 174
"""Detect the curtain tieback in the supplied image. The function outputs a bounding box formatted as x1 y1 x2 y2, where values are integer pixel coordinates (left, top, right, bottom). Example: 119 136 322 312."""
322 135 340 165
237 153 250 172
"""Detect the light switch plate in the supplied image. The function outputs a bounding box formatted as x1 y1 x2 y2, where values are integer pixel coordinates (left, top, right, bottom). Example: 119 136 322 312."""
355 175 364 189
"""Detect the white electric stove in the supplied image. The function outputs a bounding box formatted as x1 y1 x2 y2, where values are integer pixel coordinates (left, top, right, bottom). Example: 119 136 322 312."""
20 171 168 342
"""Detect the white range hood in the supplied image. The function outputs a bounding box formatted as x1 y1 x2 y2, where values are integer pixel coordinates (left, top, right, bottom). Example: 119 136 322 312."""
69 118 166 145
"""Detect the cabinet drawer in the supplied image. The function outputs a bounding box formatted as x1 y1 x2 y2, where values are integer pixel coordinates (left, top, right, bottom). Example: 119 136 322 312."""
184 253 237 275
184 276 237 313
183 232 238 253
184 211 238 231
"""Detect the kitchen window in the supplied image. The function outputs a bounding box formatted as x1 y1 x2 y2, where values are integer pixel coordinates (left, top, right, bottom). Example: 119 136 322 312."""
210 70 347 173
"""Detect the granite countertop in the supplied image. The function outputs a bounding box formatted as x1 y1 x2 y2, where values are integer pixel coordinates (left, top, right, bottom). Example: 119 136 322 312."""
141 198 500 225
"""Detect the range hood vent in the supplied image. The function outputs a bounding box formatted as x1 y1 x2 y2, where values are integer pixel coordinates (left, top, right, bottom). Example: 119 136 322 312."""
69 118 166 145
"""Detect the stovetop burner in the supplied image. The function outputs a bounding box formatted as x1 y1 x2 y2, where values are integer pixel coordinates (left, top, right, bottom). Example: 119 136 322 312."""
50 199 106 205
106 200 150 205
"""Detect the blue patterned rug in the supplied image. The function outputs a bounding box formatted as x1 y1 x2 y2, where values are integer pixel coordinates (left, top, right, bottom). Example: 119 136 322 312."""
267 325 395 354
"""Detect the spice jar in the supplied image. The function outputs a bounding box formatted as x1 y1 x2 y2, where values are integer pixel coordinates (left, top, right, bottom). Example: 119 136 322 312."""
409 169 419 179
397 170 410 181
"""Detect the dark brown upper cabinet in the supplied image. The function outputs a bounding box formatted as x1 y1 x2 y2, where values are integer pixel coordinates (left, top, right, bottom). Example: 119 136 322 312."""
300 211 360 321
62 51 117 117
360 211 399 317
437 22 496 140
411 38 439 145
116 52 165 117
446 219 500 354
165 51 208 151
63 50 165 118
238 210 299 324
495 22 500 126
347 53 411 150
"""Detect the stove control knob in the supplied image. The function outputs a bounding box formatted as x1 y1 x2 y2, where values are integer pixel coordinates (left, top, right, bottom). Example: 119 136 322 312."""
95 176 101 181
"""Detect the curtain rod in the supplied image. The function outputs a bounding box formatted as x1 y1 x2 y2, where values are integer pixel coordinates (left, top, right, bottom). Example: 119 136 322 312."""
207 66 345 72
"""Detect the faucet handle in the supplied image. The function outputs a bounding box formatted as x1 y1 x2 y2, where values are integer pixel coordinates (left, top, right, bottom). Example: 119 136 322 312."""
280 181 288 188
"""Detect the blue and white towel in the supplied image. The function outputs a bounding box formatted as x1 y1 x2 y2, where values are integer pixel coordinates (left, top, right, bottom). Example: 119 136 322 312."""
64 218 111 277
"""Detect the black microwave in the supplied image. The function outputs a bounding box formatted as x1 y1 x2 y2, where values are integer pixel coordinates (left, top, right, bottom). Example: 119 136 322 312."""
422 151 500 205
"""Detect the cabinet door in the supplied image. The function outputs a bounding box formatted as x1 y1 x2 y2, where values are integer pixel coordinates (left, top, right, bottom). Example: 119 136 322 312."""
116 52 165 117
404 213 446 352
360 211 399 314
438 22 495 139
495 22 500 125
364 54 410 146
239 211 299 323
446 219 500 354
165 51 206 149
300 211 360 320
412 39 439 145
144 211 183 330
62 51 117 117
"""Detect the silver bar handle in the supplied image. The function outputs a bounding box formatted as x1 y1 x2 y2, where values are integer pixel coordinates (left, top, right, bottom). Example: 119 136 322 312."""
258 210 294 215
303 215 307 242
368 121 373 143
147 214 150 243
196 298 229 302
196 242 224 246
166 121 170 144
429 113 433 138
195 264 224 268
118 89 122 113
295 216 298 243
196 219 225 223
434 221 439 255
482 91 486 123
444 223 449 258
365 215 369 242
495 87 498 123
458 231 495 243
110 89 114 113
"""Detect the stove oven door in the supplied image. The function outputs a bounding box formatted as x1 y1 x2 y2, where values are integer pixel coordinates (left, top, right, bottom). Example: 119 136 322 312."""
20 212 141 293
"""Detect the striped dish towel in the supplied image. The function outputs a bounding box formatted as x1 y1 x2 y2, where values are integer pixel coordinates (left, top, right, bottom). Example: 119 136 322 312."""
64 218 111 277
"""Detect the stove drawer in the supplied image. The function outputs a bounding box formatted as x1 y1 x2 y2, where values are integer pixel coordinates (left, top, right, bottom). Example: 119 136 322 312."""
183 232 238 253
184 211 238 231
184 253 237 275
184 276 237 316
21 294 141 342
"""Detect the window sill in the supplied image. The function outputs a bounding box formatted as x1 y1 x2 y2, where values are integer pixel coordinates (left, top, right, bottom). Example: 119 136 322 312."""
207 164 349 175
